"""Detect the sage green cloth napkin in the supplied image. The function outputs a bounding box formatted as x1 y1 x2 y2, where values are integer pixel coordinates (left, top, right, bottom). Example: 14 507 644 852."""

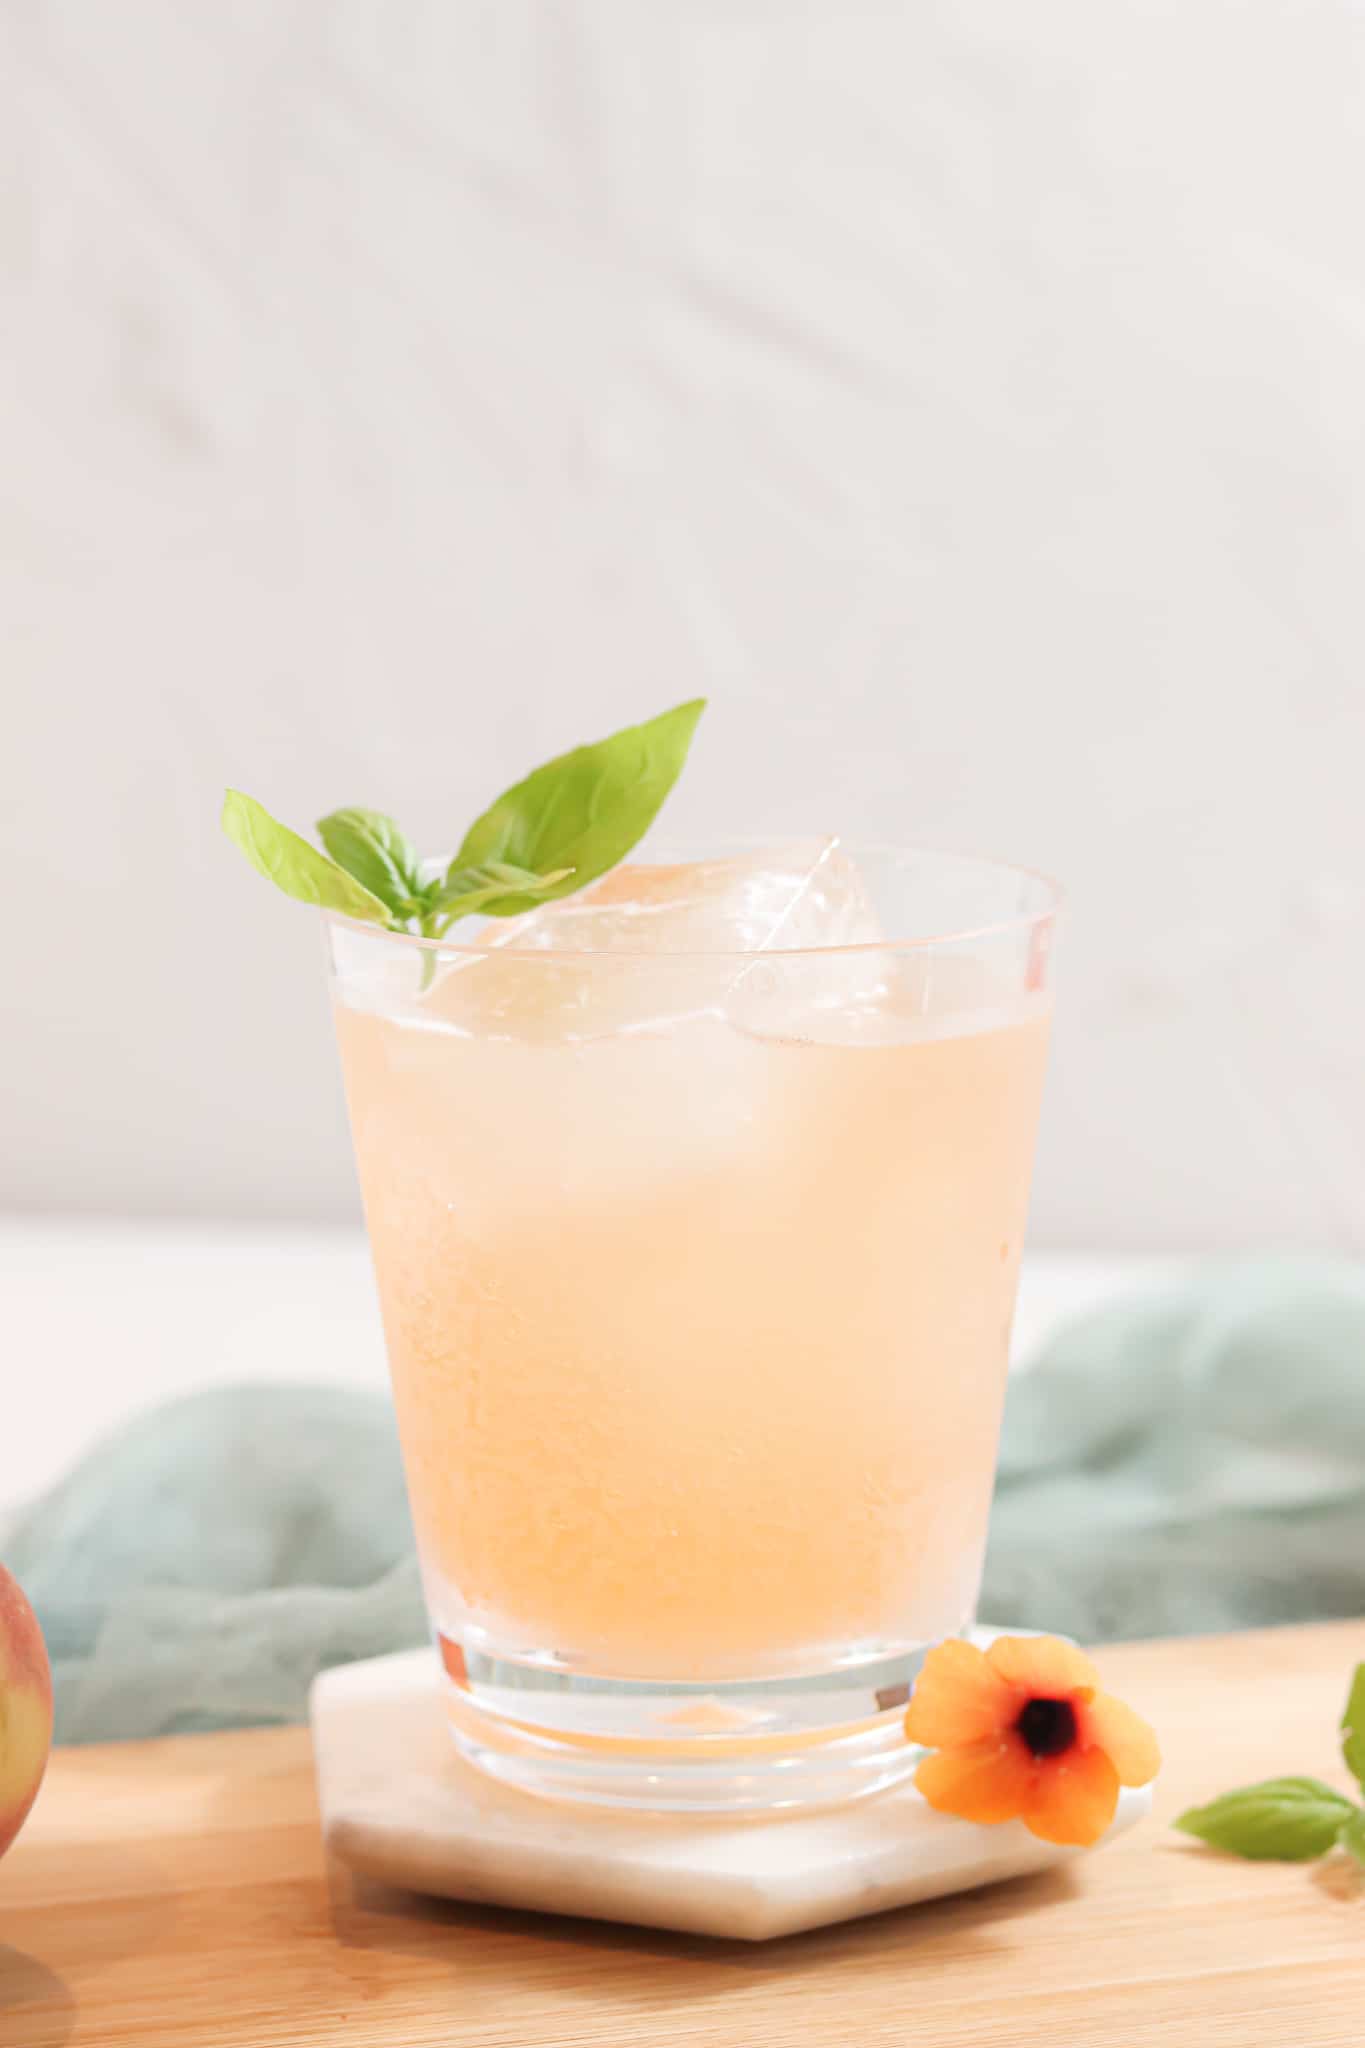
10 1258 1365 1744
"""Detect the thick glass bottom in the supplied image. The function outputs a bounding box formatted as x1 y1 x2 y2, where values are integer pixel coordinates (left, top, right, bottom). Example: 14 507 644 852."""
437 1631 942 1812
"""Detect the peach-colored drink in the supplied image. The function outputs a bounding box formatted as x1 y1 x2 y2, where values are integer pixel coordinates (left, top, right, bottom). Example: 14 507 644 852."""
331 847 1053 1736
337 995 1048 1678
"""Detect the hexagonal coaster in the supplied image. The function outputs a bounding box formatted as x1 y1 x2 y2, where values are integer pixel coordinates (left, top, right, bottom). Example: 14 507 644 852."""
311 1647 1152 1942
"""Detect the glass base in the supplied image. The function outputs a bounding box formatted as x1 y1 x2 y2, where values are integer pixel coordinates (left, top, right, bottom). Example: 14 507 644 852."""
437 1631 938 1812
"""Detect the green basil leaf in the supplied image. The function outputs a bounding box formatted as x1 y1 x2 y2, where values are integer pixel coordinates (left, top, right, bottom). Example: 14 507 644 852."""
482 860 564 888
1337 1807 1365 1868
450 698 705 914
317 807 424 917
222 790 392 924
1173 1777 1357 1861
430 863 573 932
436 860 566 902
1340 1664 1365 1794
434 881 533 926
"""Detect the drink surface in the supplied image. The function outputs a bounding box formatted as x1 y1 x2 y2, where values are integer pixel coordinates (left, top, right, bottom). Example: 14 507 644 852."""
333 848 1051 1680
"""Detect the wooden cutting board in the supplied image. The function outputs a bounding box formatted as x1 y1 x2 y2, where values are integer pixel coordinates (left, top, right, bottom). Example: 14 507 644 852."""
2 1621 1362 2047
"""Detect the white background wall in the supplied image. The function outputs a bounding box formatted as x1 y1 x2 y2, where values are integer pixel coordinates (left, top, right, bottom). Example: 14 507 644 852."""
6 2 1365 1251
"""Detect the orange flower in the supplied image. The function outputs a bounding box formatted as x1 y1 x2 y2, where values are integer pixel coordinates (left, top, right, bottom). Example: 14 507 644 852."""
905 1635 1160 1847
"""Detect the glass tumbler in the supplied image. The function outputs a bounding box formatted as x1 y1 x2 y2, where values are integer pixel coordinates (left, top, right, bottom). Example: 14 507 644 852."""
326 843 1059 1810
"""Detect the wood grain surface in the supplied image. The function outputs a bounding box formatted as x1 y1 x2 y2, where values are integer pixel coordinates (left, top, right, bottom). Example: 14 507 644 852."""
2 1622 1362 2047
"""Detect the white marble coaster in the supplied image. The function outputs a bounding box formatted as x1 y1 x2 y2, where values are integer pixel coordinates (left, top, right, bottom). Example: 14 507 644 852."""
311 1648 1152 1942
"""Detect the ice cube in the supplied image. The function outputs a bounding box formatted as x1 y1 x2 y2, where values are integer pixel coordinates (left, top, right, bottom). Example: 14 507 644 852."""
422 840 884 1043
489 839 883 955
730 948 1044 1047
419 938 720 1043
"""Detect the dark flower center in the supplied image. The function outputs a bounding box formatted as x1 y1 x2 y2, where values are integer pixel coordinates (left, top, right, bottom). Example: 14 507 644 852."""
1016 1697 1077 1759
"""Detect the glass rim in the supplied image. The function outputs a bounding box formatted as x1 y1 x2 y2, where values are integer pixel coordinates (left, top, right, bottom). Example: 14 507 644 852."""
321 838 1064 962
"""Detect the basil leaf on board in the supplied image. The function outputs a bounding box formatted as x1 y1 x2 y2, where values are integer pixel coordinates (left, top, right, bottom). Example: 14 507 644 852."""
1337 1807 1365 1867
222 791 393 924
1173 1777 1358 1861
449 699 706 917
1340 1664 1365 1794
317 807 425 918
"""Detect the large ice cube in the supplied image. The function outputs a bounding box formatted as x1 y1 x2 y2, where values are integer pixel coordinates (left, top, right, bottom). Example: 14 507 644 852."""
422 839 884 1043
730 943 1043 1047
488 839 882 955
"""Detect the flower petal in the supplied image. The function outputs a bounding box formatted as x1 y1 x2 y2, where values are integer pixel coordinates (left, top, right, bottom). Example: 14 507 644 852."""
1023 1745 1120 1846
915 1733 1036 1826
1082 1691 1161 1788
986 1633 1100 1703
905 1638 1017 1748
